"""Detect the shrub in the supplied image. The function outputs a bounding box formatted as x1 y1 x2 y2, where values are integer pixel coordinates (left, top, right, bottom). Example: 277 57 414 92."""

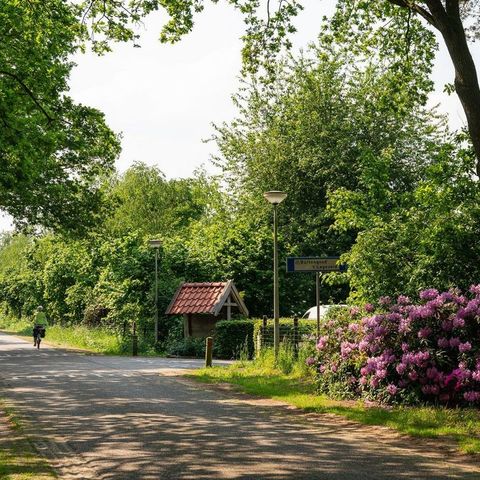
308 287 480 406
214 319 255 359
166 337 206 357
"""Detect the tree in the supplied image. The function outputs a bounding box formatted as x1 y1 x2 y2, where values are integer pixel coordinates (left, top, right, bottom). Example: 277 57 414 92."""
76 0 480 175
1 0 120 232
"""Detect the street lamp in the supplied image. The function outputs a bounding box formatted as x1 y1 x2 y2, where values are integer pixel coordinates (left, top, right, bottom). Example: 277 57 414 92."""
264 191 287 357
149 239 161 343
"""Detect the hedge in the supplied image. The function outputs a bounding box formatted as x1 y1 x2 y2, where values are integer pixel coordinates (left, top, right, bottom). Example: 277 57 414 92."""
214 319 255 359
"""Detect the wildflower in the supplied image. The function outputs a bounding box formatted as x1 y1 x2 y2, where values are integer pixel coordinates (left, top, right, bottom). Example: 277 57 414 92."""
472 370 480 382
459 342 472 353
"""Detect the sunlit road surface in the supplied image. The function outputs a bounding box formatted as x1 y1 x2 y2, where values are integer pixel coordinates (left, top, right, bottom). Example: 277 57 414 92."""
0 332 478 480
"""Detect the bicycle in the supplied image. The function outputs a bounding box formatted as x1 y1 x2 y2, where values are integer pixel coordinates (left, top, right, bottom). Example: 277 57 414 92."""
33 325 46 349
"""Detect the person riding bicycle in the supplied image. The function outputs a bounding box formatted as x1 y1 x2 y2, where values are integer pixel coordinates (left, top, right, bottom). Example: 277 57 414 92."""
33 306 47 347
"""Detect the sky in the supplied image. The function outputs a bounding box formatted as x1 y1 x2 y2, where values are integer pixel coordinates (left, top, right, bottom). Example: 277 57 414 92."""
1 1 478 231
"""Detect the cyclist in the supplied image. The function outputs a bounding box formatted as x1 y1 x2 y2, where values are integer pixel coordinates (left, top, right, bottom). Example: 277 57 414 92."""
33 306 47 347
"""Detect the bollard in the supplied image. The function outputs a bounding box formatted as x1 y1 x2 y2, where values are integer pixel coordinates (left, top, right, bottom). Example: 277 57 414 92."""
205 337 213 367
132 321 138 357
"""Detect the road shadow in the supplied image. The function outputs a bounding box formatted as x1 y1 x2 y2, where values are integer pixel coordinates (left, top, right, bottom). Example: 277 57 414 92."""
0 337 479 480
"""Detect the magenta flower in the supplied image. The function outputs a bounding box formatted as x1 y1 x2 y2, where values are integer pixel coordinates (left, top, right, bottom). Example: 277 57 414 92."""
397 295 411 305
449 337 461 348
437 337 449 349
459 342 472 353
386 384 398 395
464 391 480 402
419 288 439 301
316 336 329 350
364 303 375 313
469 284 480 296
396 363 407 375
305 357 316 366
418 327 432 339
452 317 465 328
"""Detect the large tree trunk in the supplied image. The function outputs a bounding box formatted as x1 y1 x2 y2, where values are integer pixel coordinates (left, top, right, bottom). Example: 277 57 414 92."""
389 0 480 176
433 2 480 177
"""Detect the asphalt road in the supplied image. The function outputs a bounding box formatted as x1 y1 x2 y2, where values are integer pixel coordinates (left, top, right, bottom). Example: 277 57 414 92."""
0 332 478 480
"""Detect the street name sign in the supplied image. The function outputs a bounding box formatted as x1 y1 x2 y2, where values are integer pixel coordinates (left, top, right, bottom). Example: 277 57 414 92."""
286 257 347 273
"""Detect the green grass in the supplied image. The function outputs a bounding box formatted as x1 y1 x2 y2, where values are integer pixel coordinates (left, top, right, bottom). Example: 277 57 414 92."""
188 359 480 455
0 400 57 479
0 317 126 354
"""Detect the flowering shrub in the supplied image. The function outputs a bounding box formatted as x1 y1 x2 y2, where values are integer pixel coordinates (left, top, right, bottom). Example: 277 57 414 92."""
310 287 480 406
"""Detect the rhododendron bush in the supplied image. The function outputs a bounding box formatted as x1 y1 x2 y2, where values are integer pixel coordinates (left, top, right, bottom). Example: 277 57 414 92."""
309 287 480 405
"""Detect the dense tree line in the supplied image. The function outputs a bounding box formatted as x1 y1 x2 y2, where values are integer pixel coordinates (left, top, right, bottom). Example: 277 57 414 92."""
1 2 479 349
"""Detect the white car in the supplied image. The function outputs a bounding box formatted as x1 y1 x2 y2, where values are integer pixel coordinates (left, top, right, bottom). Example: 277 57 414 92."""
302 304 347 320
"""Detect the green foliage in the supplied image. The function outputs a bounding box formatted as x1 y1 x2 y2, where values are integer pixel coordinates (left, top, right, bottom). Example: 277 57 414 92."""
214 319 255 359
336 136 480 303
0 0 120 232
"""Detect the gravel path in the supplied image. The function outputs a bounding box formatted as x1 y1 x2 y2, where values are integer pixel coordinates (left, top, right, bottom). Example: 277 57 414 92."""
0 332 478 480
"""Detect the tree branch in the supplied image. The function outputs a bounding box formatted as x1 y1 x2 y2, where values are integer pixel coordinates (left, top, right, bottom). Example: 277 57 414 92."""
0 70 53 123
387 0 438 27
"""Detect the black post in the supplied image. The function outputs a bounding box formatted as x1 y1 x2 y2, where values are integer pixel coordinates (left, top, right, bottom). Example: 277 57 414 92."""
132 321 138 357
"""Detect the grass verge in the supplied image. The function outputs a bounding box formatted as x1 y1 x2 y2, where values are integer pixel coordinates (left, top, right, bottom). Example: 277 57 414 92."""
0 316 140 355
0 400 56 479
188 361 480 455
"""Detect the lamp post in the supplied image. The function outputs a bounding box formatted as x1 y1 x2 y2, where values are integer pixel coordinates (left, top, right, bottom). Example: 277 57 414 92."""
263 191 287 358
149 239 161 343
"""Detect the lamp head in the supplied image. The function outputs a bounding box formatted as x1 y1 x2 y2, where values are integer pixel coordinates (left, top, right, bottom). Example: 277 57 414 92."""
263 191 287 205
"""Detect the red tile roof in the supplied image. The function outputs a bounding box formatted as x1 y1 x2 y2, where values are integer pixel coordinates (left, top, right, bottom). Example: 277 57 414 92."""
165 282 228 315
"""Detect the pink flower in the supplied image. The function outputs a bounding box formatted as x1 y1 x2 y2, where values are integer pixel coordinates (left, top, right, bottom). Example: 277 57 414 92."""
316 336 329 350
418 327 432 339
350 307 361 316
449 337 461 348
397 295 411 305
408 371 418 381
364 303 375 313
419 288 439 301
305 357 316 366
459 342 472 353
452 317 465 328
437 337 449 349
386 384 398 395
464 391 480 402
469 285 480 296
396 363 407 375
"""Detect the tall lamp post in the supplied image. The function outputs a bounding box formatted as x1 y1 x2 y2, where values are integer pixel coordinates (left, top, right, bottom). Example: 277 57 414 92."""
149 239 161 343
264 191 287 357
